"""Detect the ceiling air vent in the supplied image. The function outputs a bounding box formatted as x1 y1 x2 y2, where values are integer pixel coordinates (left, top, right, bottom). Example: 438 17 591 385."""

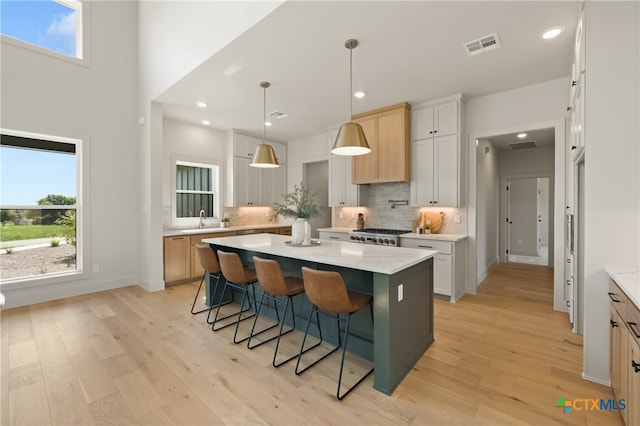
508 140 537 150
268 111 288 119
464 33 501 56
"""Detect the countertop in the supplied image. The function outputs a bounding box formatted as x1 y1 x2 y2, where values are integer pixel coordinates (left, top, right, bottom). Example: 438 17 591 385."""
399 233 468 242
606 268 640 309
163 223 288 237
202 233 437 275
317 227 467 242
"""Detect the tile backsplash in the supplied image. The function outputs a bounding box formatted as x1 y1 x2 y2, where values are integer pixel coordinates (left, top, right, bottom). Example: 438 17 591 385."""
333 182 467 234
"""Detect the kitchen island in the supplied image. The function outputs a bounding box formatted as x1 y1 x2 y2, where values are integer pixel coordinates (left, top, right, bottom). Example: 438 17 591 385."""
203 233 436 395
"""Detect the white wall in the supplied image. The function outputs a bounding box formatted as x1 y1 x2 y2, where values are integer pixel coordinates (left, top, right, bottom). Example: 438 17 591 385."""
136 2 282 291
475 139 499 282
466 78 566 306
287 132 330 192
582 2 639 384
0 2 139 308
498 145 555 176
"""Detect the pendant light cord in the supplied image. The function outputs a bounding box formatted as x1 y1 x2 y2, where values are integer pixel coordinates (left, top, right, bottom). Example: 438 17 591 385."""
349 45 353 120
263 84 267 143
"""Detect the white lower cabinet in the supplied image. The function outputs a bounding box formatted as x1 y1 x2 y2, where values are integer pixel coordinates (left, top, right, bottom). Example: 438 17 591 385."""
400 237 467 302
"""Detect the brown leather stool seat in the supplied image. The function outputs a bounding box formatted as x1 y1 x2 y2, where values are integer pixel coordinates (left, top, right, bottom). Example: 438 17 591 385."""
191 244 232 322
247 256 318 367
295 267 374 400
210 250 258 344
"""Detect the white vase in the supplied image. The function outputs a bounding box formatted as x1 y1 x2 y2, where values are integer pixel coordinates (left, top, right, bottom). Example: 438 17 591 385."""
292 217 307 245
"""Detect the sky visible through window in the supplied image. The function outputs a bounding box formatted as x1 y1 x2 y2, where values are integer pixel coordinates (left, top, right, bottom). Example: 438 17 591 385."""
1 0 77 57
0 146 76 205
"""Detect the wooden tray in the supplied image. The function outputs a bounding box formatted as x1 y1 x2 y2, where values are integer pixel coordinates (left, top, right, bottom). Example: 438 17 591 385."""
412 211 445 234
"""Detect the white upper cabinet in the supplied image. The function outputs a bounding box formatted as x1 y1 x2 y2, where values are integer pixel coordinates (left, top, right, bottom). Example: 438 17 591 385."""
410 95 464 207
327 130 367 207
230 131 287 207
412 100 458 141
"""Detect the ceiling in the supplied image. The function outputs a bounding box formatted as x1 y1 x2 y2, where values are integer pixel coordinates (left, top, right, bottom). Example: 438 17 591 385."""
156 1 580 141
487 127 556 151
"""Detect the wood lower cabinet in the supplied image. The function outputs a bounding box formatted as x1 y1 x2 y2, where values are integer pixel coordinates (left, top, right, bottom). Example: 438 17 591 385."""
163 227 291 284
163 236 191 283
190 232 235 279
609 279 640 425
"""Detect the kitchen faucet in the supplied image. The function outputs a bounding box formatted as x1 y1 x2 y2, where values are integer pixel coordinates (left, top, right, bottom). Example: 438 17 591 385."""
199 209 206 228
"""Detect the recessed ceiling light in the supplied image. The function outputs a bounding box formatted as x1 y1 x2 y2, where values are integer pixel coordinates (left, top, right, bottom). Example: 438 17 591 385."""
201 120 210 125
264 121 272 127
540 26 564 40
196 101 207 108
517 133 527 138
354 91 366 99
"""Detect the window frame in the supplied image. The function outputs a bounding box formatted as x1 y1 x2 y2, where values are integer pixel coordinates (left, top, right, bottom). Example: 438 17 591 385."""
0 0 90 67
0 128 90 290
171 156 222 227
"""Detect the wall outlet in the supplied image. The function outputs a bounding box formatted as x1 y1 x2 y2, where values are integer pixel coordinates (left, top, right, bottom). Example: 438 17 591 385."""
454 215 461 224
92 265 99 273
398 284 404 302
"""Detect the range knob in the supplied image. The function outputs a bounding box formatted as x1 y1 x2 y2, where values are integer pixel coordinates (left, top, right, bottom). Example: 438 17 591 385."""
378 238 384 244
390 240 396 245
350 236 356 240
384 239 389 244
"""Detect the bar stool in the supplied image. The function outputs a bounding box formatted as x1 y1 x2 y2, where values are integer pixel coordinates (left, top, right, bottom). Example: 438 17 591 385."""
296 267 374 400
211 250 258 344
248 256 320 367
190 244 231 321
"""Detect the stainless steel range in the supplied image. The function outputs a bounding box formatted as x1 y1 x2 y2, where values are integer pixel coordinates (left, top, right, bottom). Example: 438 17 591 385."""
348 228 412 246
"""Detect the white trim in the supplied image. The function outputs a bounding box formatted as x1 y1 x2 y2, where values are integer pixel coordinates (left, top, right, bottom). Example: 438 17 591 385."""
0 126 91 289
0 0 90 66
170 155 224 227
581 372 610 387
477 257 499 286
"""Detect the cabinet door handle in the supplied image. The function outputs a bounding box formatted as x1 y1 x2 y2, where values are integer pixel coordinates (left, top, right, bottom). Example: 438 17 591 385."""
628 321 640 338
608 292 622 303
567 106 573 112
566 280 572 286
610 319 619 328
571 145 577 150
572 80 578 86
417 245 434 249
329 236 339 240
172 237 185 240
632 360 640 373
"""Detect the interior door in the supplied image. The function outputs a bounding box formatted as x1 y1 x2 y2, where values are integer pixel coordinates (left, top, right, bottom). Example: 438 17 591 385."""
507 178 539 258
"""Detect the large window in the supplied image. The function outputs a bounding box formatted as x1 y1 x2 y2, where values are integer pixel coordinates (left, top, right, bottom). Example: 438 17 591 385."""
0 132 81 282
1 0 84 60
173 160 221 225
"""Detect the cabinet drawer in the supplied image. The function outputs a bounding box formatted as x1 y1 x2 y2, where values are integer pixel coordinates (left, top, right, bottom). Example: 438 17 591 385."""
628 301 640 345
609 280 628 320
400 238 452 254
319 231 350 242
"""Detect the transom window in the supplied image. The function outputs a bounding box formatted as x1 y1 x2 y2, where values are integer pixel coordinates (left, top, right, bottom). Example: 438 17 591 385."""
1 0 83 59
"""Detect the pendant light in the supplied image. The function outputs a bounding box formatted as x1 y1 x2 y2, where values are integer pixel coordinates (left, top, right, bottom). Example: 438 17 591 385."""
250 81 279 168
331 39 371 156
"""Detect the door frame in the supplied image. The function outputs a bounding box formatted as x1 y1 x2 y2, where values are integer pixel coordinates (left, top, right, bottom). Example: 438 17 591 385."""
468 118 566 312
500 174 553 264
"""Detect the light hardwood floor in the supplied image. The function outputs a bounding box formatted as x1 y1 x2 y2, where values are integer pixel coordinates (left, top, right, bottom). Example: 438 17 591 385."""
1 263 623 425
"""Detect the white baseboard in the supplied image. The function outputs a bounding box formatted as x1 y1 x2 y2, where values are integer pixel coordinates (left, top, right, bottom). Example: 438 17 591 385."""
582 372 611 387
477 257 499 286
2 276 137 309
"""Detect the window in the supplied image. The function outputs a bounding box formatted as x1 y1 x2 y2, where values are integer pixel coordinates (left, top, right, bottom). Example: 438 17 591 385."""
1 0 83 60
173 160 221 225
0 132 82 282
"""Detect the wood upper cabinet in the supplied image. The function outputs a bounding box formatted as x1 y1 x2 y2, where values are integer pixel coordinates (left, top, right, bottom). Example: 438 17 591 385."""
351 102 411 184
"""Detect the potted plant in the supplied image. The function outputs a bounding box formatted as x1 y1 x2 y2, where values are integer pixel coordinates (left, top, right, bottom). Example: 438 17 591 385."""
220 217 230 228
273 183 321 244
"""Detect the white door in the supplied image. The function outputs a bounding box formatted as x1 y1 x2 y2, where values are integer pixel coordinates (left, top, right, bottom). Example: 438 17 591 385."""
506 178 539 258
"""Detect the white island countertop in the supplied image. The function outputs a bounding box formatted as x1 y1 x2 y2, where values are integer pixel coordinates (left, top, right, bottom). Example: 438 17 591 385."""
202 233 437 275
